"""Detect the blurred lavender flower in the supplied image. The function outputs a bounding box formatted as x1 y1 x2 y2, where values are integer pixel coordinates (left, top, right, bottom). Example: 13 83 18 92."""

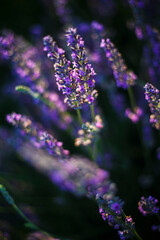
100 38 137 89
142 116 154 148
125 107 143 123
128 0 145 39
0 30 15 59
53 0 71 25
157 147 160 160
138 196 159 216
0 31 47 93
146 25 160 82
43 28 98 109
144 83 160 129
18 143 115 198
152 225 160 232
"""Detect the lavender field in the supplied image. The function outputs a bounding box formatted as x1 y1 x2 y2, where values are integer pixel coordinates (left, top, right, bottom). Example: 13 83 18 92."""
0 0 160 239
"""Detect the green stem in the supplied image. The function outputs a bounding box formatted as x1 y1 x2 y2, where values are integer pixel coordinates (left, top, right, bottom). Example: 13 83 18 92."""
0 184 61 239
90 104 96 122
90 104 97 161
76 108 83 126
127 87 136 112
127 87 151 172
13 204 50 236
87 145 95 162
132 229 143 240
120 210 143 240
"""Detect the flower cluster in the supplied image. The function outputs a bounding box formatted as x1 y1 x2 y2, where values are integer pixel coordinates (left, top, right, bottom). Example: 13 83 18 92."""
75 115 103 146
100 38 137 88
138 196 159 216
0 185 15 206
144 83 160 129
125 107 143 123
43 28 98 109
6 112 69 159
97 195 135 240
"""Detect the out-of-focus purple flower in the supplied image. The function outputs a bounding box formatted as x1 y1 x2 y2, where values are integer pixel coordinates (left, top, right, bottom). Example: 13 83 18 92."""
142 116 154 148
144 83 160 130
53 0 71 25
128 0 145 39
125 106 143 123
152 225 160 232
146 25 160 81
100 38 137 89
0 30 15 59
157 147 160 160
138 196 159 216
18 143 114 197
91 21 104 33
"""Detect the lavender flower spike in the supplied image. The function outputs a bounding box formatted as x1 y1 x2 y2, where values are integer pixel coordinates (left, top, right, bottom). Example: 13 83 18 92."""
43 29 98 109
144 83 160 130
138 196 159 216
65 28 98 105
43 35 76 108
6 112 69 159
100 38 137 89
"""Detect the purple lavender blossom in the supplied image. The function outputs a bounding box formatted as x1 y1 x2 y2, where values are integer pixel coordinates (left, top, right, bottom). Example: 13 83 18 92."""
100 38 137 89
138 196 159 216
65 28 98 105
6 112 69 159
125 106 143 123
144 83 160 129
43 28 98 109
97 195 135 240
